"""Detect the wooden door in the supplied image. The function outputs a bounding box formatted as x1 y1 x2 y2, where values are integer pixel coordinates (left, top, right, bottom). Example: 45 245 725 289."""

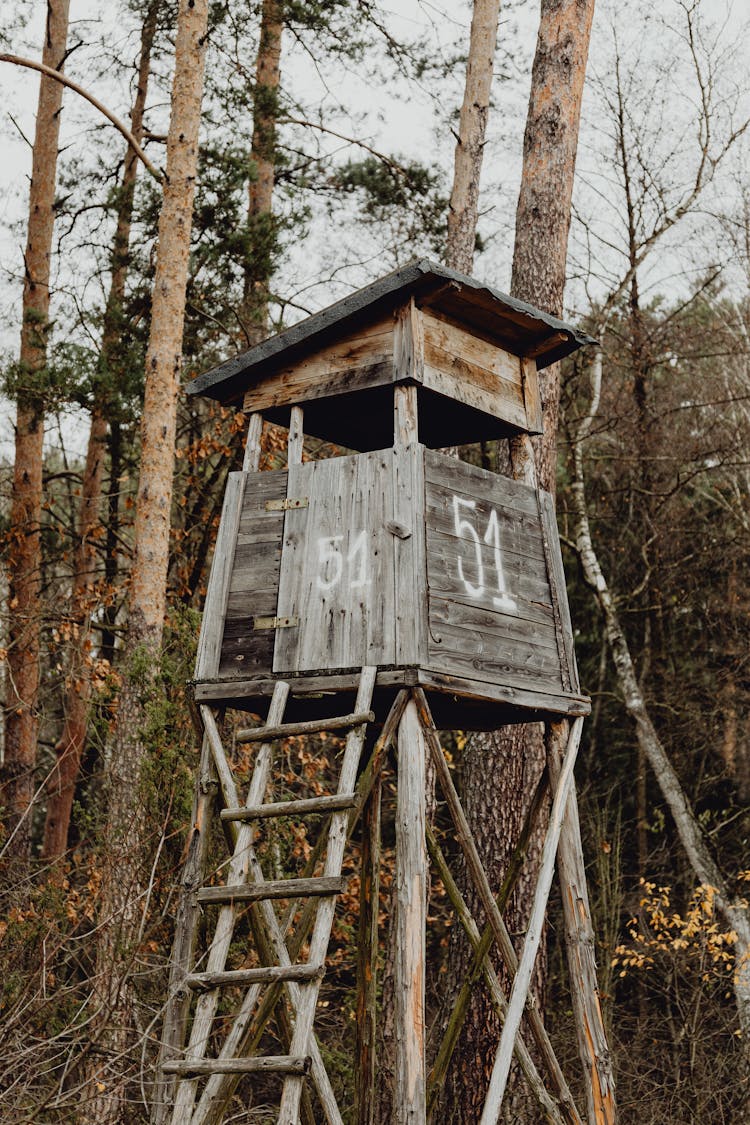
273 451 399 673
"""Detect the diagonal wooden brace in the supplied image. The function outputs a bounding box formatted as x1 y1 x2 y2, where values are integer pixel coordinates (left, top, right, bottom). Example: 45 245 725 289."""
413 689 582 1125
479 717 584 1124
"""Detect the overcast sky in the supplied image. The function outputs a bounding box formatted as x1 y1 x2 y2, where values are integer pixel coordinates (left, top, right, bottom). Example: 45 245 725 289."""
0 0 747 460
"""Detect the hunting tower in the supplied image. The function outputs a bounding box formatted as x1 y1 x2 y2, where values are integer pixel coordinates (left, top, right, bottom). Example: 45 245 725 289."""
154 261 615 1125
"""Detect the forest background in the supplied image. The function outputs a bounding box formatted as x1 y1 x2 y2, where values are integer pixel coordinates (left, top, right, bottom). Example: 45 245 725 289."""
0 0 749 1122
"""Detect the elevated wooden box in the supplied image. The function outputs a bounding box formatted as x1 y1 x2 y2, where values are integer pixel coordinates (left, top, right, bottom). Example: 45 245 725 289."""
189 261 593 728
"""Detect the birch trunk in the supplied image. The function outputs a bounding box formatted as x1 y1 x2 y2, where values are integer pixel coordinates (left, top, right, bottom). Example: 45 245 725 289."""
572 350 750 1055
41 0 158 861
2 0 70 873
445 0 501 274
84 3 209 1118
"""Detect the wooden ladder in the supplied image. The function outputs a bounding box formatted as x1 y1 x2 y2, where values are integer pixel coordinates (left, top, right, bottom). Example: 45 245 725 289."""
159 665 378 1125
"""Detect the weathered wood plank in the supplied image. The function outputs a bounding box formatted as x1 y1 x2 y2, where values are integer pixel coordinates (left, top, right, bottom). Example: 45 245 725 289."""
242 318 394 414
426 532 553 609
196 876 346 907
539 490 580 694
186 964 323 991
427 624 564 691
195 473 247 680
421 310 529 430
193 668 419 704
521 356 543 434
394 698 427 1125
425 448 540 515
164 1056 311 1078
394 299 425 384
235 709 374 743
287 404 304 465
429 595 558 653
243 412 263 473
274 453 397 673
417 669 590 717
394 444 426 665
220 793 357 823
422 362 528 431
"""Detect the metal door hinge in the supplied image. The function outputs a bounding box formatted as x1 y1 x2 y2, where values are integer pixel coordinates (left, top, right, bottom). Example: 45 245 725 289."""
253 615 299 630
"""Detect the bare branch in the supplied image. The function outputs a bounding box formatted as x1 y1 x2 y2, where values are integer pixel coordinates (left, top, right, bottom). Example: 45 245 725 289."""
0 53 163 182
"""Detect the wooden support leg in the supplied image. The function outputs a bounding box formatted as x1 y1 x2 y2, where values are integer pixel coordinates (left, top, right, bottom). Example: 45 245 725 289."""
547 721 617 1125
242 411 263 472
356 774 381 1125
152 732 216 1125
425 823 565 1125
480 718 584 1125
395 696 427 1125
413 689 582 1125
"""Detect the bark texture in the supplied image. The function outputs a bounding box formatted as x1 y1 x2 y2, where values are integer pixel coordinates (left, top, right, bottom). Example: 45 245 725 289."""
511 0 596 493
241 0 283 345
445 0 501 274
443 2 596 1119
2 0 70 871
84 3 209 1118
41 0 158 861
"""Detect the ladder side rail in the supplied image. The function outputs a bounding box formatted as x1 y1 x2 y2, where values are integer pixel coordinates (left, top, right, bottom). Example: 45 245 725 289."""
171 684 289 1124
152 731 216 1125
277 666 378 1124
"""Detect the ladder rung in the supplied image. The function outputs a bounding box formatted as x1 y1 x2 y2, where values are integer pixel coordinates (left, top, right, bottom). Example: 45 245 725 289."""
162 1054 311 1077
196 875 346 907
235 710 375 744
186 963 323 992
220 792 357 822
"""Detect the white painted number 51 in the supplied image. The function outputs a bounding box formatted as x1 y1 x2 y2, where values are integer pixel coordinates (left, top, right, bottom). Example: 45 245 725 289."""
452 495 517 613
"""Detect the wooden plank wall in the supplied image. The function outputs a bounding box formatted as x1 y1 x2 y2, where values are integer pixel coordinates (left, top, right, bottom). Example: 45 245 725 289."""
242 318 394 414
217 468 287 678
420 310 538 433
424 450 566 695
273 451 399 673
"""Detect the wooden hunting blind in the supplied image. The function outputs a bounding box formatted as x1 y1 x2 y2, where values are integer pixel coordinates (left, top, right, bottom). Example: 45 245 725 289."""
154 261 615 1125
188 259 594 728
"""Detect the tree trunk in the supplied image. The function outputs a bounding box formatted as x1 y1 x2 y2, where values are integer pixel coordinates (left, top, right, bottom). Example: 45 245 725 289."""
511 0 596 492
443 3 596 1119
41 0 158 861
84 3 209 1118
445 0 501 274
241 0 283 345
571 348 750 1057
2 0 70 874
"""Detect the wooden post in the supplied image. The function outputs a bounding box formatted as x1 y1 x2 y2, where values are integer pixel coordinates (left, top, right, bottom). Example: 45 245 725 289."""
547 721 616 1125
356 774 381 1125
287 404 304 465
243 409 263 472
151 731 216 1124
395 696 427 1124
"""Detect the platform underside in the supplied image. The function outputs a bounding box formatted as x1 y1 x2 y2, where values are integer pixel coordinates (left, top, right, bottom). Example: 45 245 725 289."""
192 665 589 730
